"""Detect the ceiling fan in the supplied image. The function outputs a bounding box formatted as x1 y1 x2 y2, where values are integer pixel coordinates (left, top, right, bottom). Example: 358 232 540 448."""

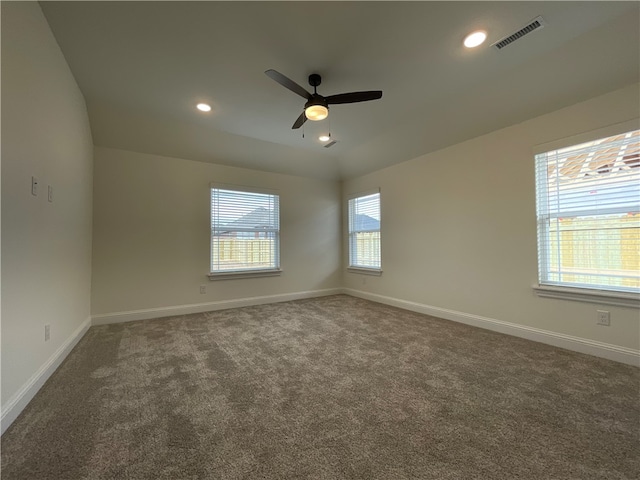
265 69 383 129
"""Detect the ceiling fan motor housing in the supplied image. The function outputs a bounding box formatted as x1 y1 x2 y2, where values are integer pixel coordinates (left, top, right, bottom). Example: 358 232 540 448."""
305 94 328 110
306 73 327 112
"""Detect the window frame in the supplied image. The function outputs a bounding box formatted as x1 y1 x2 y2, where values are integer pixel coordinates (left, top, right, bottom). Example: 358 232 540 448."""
208 183 281 280
347 188 382 275
532 121 640 307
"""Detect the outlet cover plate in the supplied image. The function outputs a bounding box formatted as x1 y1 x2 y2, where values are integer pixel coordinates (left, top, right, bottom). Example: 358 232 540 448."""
597 310 610 326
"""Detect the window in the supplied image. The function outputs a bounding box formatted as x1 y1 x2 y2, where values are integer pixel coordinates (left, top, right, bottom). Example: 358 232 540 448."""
348 190 381 272
535 129 639 295
210 186 280 278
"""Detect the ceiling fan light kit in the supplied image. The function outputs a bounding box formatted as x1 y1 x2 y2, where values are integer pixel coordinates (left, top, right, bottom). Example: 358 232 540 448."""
265 69 382 130
305 103 328 121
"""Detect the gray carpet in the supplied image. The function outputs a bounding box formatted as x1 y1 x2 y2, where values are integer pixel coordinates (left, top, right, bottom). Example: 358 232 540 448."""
2 295 639 479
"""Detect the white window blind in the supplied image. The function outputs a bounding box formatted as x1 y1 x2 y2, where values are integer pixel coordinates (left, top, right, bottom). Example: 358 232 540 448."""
348 191 381 270
210 187 280 274
535 129 640 293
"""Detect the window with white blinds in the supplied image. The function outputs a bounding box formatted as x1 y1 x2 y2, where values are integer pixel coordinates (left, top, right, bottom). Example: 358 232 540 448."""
348 191 381 270
535 129 639 293
210 186 280 275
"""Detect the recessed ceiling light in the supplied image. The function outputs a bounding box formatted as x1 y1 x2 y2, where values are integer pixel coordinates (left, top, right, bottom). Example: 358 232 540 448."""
319 135 331 142
464 30 487 48
196 103 212 112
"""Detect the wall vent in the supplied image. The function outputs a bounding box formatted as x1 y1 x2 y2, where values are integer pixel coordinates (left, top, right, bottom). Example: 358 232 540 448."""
324 140 338 148
493 16 545 50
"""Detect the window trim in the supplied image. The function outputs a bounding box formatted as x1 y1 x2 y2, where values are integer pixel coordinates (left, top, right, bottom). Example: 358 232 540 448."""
532 120 640 300
209 183 281 279
208 269 282 281
533 284 639 308
532 119 639 156
347 188 382 273
347 267 383 276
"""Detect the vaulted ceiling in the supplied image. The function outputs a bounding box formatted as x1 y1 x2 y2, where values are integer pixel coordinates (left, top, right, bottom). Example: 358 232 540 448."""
40 1 640 180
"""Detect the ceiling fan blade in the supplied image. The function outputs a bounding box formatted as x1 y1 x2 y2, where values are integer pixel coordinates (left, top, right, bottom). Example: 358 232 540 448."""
326 91 383 105
292 112 307 129
265 69 312 100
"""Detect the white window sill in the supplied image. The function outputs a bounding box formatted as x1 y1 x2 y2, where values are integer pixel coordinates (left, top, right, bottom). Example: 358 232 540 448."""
347 267 382 276
533 284 639 308
208 269 282 281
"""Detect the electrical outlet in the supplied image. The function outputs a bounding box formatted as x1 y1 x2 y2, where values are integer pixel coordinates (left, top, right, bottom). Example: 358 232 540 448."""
596 310 610 326
32 176 39 196
48 185 53 203
44 324 51 341
199 285 206 294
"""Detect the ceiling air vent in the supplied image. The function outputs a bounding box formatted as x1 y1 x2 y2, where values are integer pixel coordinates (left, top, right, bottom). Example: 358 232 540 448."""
324 140 338 148
493 16 545 50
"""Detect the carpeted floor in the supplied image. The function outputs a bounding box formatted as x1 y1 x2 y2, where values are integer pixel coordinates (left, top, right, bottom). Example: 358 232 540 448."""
2 295 639 479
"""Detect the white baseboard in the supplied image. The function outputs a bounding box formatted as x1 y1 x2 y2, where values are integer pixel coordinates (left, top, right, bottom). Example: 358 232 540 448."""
1 316 92 435
91 288 343 326
344 289 640 367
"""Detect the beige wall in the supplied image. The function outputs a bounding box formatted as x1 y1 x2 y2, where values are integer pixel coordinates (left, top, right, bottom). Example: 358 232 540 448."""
343 83 640 351
1 3 94 407
91 147 341 315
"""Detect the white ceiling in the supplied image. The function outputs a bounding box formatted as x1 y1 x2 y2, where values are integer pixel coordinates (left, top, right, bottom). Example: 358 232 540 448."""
40 1 640 180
